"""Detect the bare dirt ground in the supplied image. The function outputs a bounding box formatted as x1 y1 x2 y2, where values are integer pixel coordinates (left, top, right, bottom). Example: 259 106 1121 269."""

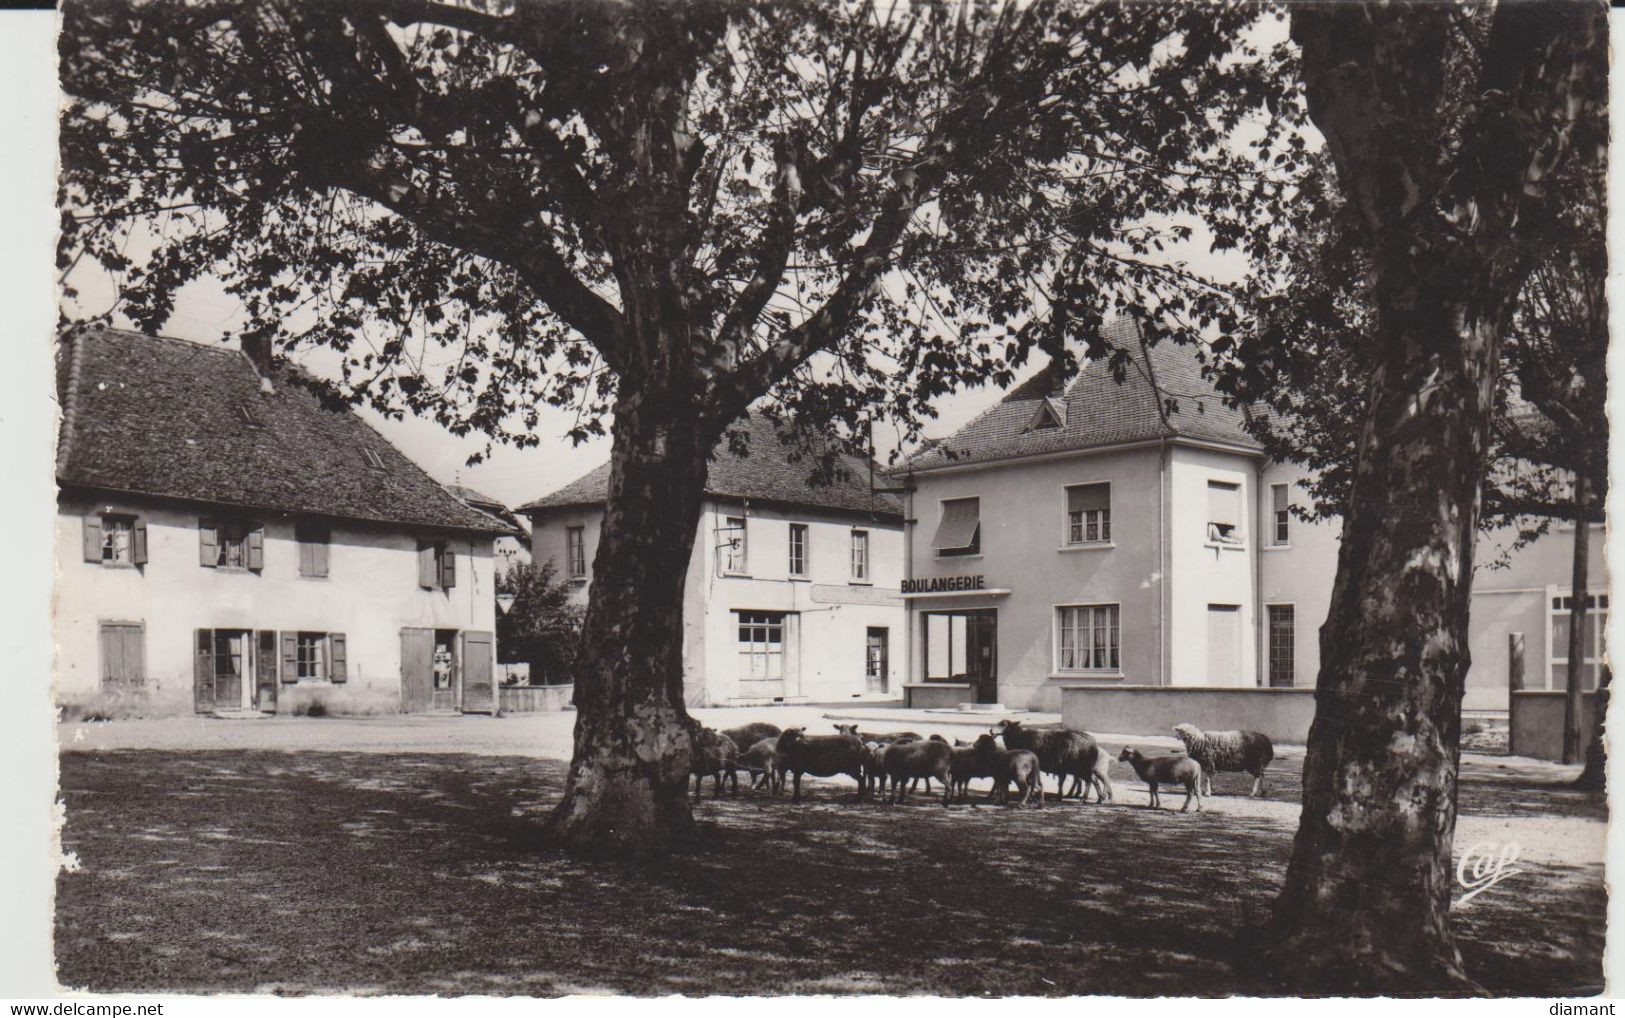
54 712 1605 996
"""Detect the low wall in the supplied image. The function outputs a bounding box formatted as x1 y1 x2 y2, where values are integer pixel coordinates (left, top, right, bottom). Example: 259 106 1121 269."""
1062 685 1318 744
500 684 575 713
1509 689 1605 762
904 682 973 710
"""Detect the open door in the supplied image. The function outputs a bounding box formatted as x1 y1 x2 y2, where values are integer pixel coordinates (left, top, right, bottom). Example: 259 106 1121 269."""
255 630 279 712
194 629 215 713
461 630 496 714
400 627 434 712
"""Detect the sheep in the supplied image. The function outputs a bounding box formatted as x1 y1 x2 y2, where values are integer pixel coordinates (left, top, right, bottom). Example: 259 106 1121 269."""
833 723 922 744
775 727 868 803
862 741 890 798
723 721 782 757
690 727 740 799
948 739 995 802
1172 724 1275 797
1117 747 1202 811
738 737 782 794
995 720 1103 802
882 738 953 806
973 734 1043 807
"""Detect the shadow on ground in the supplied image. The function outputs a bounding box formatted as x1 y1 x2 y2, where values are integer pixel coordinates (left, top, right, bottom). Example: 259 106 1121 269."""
55 751 1604 996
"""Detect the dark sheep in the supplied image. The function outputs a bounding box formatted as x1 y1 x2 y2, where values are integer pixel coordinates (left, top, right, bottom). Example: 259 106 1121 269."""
995 720 1103 801
882 739 953 806
948 739 995 802
973 734 1043 807
833 723 922 744
1117 747 1202 811
775 727 867 804
1172 724 1275 797
723 722 783 756
690 728 739 799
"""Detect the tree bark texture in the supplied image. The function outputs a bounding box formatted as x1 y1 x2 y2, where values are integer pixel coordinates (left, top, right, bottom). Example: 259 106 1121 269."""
543 391 715 853
1271 1 1606 994
1563 474 1590 764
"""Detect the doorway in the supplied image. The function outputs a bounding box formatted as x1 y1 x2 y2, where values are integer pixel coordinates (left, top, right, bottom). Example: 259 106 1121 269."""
865 627 889 694
922 609 999 703
400 627 497 713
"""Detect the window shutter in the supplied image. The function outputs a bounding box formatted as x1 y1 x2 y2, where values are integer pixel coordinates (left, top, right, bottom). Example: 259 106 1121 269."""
440 546 457 589
312 533 329 578
247 526 265 570
1207 482 1239 526
280 632 298 682
132 520 149 565
1067 484 1110 513
83 514 102 563
297 536 312 577
1272 483 1289 513
194 630 214 710
418 542 436 588
329 633 347 682
199 521 218 567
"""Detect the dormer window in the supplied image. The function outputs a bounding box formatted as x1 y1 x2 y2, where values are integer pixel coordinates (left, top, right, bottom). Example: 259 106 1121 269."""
1027 396 1067 432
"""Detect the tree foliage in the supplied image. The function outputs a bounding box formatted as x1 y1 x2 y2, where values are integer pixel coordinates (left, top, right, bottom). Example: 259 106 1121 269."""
496 560 584 684
59 0 1306 459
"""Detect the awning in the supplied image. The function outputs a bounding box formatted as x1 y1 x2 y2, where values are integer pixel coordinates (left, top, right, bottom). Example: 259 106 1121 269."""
1067 483 1109 513
931 497 981 552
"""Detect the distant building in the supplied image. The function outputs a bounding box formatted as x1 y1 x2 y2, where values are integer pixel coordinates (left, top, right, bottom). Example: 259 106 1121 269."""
55 327 514 717
521 414 905 706
446 484 530 581
896 317 1606 714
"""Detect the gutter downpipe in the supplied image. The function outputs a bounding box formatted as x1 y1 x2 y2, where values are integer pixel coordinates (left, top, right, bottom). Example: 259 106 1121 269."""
903 471 915 698
1158 437 1169 687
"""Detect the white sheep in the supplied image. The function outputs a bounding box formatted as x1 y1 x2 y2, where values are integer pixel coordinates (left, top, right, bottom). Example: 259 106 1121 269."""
1171 724 1275 797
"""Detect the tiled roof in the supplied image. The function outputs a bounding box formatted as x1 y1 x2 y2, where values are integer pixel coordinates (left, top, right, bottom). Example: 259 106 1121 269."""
903 317 1260 471
521 412 903 520
56 326 509 534
446 483 527 536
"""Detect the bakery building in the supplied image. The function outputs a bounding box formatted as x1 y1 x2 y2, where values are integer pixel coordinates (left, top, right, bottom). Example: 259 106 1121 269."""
522 414 905 706
895 318 1606 717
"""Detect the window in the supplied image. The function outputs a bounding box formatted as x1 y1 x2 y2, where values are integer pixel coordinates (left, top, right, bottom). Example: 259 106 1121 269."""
566 526 587 580
1270 483 1290 546
788 523 808 578
361 448 386 470
1206 481 1243 545
200 518 263 570
736 610 785 680
296 632 329 681
84 513 147 567
933 497 981 557
98 622 145 690
723 516 748 573
236 404 265 429
850 529 870 582
296 521 330 578
1552 593 1610 691
1056 604 1120 671
1267 605 1295 687
279 630 348 683
1066 483 1111 545
418 539 456 589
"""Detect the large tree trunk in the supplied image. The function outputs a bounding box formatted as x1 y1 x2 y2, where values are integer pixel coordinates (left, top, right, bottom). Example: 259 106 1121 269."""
543 392 713 854
1267 289 1502 994
1562 475 1590 764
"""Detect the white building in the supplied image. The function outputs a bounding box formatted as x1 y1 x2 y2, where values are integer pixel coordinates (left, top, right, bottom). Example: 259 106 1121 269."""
55 327 515 717
522 415 906 706
898 318 1606 713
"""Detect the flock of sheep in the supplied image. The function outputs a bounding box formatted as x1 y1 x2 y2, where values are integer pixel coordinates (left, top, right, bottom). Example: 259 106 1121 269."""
690 718 1277 812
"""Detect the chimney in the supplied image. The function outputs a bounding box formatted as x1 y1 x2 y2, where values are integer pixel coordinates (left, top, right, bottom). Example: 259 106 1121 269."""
240 334 275 393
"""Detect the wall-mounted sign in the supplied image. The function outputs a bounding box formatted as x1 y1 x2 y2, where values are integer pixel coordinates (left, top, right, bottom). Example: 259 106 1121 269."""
901 575 987 594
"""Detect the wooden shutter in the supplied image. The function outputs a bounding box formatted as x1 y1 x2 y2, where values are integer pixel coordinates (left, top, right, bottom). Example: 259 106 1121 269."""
194 629 215 711
297 535 312 576
440 545 456 589
400 627 435 712
329 633 348 682
247 526 265 570
132 520 148 565
99 624 120 687
418 541 436 588
932 498 980 551
460 631 495 713
312 531 329 578
280 631 298 682
199 520 218 567
83 514 102 562
255 630 279 709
